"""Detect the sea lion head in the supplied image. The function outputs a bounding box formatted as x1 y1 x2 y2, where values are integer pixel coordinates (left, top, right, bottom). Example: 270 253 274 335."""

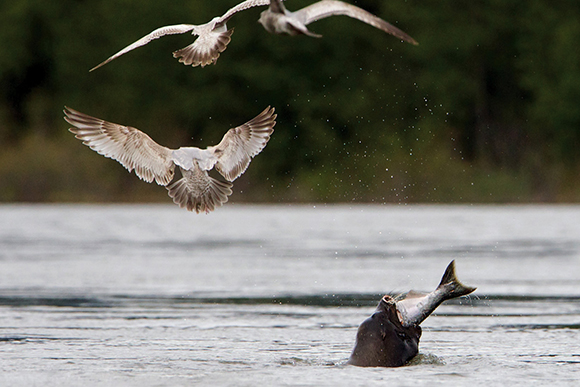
348 295 422 367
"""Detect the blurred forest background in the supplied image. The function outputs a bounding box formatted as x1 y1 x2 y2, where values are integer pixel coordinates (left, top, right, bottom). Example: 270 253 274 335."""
1 0 579 204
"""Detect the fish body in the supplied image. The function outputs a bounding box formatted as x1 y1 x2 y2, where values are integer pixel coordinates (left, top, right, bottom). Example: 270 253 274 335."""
348 260 475 367
396 260 476 327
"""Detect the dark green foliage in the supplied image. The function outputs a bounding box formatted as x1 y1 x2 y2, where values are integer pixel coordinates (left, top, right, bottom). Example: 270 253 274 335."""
0 0 579 203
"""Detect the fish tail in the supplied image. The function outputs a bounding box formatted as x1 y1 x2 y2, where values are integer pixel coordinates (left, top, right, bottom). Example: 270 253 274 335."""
438 260 477 299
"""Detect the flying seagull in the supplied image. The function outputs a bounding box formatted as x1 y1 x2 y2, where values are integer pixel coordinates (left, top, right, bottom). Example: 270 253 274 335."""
90 0 416 71
64 106 276 213
90 0 273 71
258 0 417 43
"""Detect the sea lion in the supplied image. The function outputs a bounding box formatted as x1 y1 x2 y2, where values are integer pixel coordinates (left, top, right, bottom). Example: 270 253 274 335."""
348 260 476 367
348 295 421 367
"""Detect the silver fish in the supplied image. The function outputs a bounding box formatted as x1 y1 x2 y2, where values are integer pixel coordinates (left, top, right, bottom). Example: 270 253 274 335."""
396 260 476 327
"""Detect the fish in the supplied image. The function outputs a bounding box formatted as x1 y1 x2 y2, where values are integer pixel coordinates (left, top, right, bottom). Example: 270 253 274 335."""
348 260 475 367
395 260 476 327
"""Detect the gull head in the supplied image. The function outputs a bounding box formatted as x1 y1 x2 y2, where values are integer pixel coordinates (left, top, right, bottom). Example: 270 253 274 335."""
258 11 276 34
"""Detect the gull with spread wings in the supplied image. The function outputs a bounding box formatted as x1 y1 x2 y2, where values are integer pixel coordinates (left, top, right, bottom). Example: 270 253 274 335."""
64 106 276 213
258 0 418 43
90 0 416 71
90 0 273 71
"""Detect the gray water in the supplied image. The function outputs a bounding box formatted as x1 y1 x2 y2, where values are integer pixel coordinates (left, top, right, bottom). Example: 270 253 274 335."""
0 204 579 386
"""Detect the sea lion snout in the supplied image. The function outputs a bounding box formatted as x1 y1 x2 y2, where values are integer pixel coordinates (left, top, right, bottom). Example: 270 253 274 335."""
347 298 421 367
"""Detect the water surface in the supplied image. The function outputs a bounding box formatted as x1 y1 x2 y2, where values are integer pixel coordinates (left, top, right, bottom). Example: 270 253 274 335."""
0 204 579 386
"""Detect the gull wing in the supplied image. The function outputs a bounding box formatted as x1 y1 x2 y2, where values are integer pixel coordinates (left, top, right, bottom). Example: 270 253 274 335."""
211 106 276 182
90 24 197 71
218 0 275 24
167 166 233 213
293 0 418 45
64 107 175 185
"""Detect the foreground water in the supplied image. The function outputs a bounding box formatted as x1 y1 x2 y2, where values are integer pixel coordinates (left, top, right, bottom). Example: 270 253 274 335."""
0 204 579 386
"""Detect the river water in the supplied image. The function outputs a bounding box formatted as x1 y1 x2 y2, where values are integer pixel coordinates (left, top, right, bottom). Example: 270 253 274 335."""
0 204 578 386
